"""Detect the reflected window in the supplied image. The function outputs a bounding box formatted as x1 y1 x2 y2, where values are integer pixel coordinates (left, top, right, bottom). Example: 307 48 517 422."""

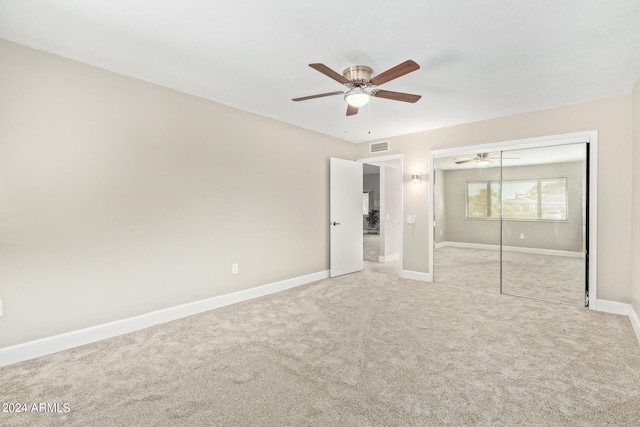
467 178 567 221
502 180 538 219
540 178 568 220
466 182 500 219
362 191 370 215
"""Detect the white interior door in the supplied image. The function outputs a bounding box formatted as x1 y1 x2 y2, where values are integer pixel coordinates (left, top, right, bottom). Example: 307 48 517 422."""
330 157 363 277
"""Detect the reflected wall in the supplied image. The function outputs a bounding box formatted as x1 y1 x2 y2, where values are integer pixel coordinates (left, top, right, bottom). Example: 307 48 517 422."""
433 143 588 305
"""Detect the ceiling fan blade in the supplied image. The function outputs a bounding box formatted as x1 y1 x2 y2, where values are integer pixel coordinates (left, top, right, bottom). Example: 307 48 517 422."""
372 89 421 103
346 104 359 116
309 63 350 85
292 91 344 102
370 60 420 86
454 158 476 164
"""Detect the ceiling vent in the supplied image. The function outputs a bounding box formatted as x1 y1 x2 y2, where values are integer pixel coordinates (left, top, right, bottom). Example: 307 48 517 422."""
369 141 389 153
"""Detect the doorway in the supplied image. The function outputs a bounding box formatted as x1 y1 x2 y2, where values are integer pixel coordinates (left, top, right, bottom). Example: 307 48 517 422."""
359 154 403 275
430 132 597 307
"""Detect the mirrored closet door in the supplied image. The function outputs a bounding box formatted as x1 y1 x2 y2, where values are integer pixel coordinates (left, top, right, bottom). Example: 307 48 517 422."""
432 142 588 306
500 144 587 305
433 156 502 294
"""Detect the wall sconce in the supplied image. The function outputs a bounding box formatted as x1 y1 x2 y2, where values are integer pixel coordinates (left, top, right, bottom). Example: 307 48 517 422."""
411 172 422 184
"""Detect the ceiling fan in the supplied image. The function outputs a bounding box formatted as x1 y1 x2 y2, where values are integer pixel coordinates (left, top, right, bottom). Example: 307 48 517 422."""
292 60 422 116
453 152 518 166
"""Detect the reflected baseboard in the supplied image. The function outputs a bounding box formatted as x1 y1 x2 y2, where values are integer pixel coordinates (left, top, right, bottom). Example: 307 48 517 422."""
435 241 584 258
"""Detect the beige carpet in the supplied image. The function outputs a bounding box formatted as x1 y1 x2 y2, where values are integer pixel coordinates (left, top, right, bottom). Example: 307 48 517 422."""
1 270 639 426
363 233 379 262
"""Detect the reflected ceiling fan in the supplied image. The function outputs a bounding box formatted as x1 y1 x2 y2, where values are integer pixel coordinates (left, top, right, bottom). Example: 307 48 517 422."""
292 60 422 116
453 152 518 166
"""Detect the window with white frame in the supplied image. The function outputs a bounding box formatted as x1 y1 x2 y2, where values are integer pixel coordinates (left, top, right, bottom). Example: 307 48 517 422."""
467 178 568 220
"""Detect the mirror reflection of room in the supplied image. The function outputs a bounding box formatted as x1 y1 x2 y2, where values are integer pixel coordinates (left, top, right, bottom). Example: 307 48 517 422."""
433 143 587 306
363 164 380 262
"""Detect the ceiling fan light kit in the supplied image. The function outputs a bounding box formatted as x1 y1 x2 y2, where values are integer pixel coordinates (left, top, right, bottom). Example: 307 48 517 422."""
345 88 370 107
292 60 422 116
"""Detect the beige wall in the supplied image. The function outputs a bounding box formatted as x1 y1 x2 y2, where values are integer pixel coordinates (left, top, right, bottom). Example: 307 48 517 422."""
355 95 633 303
0 40 356 348
632 79 640 318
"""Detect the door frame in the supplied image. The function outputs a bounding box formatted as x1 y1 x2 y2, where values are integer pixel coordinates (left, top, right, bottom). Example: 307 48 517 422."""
358 154 404 269
429 131 599 309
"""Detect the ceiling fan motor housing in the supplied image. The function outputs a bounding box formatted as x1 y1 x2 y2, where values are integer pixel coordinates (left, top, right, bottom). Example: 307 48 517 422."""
342 65 373 86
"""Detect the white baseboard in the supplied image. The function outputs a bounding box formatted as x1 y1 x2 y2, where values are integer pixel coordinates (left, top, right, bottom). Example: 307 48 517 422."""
437 241 584 258
401 270 433 282
593 300 640 345
629 305 640 344
0 270 330 368
378 253 399 263
592 299 631 315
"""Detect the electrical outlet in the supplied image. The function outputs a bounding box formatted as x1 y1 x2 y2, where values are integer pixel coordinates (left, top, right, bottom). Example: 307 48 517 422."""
0 299 3 317
231 263 239 274
520 233 525 239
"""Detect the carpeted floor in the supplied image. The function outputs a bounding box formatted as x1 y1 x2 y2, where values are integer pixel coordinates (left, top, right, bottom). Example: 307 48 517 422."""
363 233 379 262
1 269 639 426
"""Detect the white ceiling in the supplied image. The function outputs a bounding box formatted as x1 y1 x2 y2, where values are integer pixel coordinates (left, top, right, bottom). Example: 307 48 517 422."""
1 0 639 144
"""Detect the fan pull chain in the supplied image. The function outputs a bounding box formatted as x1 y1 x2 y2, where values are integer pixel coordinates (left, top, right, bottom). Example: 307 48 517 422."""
342 102 347 133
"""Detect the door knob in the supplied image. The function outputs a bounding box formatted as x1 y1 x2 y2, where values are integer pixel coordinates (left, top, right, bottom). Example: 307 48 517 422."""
332 221 341 226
